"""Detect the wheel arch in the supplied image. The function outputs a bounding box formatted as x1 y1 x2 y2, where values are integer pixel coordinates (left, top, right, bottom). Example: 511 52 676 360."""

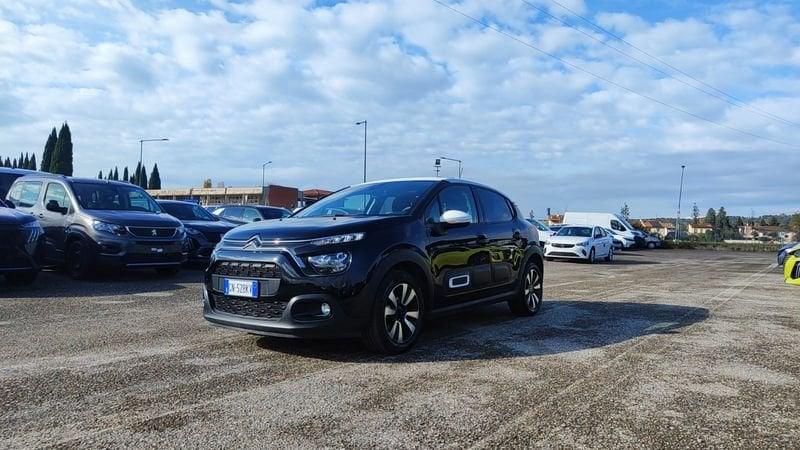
371 245 434 311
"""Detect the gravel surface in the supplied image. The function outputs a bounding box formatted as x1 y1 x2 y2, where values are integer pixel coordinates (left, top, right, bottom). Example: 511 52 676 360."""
1 250 798 448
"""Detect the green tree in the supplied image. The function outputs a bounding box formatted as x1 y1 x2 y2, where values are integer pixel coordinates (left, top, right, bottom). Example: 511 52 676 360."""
12 158 17 168
3 157 10 167
692 203 700 224
790 213 800 233
148 164 161 189
735 217 744 227
767 216 779 226
716 207 728 238
620 203 630 220
98 170 103 179
22 153 29 169
202 178 212 188
123 166 129 182
51 122 73 175
132 162 141 185
113 167 119 181
28 154 36 170
19 152 24 169
705 208 716 228
41 127 57 172
139 165 148 189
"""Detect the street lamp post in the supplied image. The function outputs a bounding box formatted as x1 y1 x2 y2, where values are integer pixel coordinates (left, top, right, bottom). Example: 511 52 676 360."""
675 165 686 242
355 121 367 183
138 138 168 185
261 161 272 205
439 156 463 178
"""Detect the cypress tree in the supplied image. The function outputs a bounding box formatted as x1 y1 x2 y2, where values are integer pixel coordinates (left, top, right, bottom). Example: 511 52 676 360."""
98 170 104 179
113 167 119 181
23 153 29 169
133 162 141 185
51 122 73 175
41 127 57 172
149 164 161 189
123 166 129 182
19 152 24 169
107 169 113 180
12 158 17 168
3 157 10 167
28 154 36 170
139 165 148 189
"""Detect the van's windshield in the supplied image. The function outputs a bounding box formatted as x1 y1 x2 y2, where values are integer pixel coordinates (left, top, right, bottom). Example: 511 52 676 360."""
72 182 161 213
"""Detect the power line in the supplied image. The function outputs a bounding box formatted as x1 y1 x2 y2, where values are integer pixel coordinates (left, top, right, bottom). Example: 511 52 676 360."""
518 0 800 129
430 0 800 150
545 0 800 129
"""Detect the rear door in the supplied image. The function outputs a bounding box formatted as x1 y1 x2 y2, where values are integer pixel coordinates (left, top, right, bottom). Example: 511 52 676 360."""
424 185 489 307
39 181 72 262
474 187 521 288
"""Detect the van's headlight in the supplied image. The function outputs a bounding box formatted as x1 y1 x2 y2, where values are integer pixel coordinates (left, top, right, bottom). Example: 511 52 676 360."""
311 233 364 246
308 252 351 274
92 220 126 236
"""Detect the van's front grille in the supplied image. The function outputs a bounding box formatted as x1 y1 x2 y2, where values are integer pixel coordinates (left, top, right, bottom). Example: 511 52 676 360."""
212 261 280 279
127 227 178 238
211 294 287 319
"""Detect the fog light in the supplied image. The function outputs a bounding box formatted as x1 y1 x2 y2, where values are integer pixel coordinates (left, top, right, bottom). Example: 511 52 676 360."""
320 303 331 317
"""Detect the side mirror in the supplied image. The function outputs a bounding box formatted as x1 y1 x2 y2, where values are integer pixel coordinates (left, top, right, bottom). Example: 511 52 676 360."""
46 200 67 214
252 217 261 222
440 210 471 228
594 233 602 239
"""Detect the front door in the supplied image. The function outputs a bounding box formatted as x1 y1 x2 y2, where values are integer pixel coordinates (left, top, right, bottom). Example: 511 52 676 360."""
38 182 71 262
425 185 491 308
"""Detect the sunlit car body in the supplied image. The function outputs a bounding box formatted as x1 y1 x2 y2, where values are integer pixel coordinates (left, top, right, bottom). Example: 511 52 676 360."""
777 242 798 266
526 218 553 247
210 204 291 225
604 228 624 250
544 225 615 263
784 244 800 286
157 200 237 262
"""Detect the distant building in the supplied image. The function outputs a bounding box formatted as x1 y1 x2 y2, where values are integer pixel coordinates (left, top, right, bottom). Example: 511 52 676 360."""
302 188 333 206
687 222 713 235
148 184 300 209
547 214 563 226
738 224 797 242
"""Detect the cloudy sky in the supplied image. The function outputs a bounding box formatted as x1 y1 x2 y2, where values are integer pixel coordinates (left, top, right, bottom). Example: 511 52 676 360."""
1 0 799 218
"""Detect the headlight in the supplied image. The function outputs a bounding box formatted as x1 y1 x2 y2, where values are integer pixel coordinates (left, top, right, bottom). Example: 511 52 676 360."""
92 220 126 236
311 233 365 246
308 252 351 274
575 240 590 247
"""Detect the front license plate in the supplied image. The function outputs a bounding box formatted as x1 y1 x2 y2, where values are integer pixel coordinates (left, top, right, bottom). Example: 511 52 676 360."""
223 278 259 298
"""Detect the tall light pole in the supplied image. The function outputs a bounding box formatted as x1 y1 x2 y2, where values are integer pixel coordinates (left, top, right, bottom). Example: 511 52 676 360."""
675 165 686 242
261 161 272 205
138 138 168 184
355 121 367 183
439 156 463 178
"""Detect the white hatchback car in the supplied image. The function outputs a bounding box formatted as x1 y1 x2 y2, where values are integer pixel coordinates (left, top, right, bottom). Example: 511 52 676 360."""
544 225 615 263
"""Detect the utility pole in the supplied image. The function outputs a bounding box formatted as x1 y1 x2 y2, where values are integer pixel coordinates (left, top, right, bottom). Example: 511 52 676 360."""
261 161 272 205
439 156 463 178
675 165 686 242
355 121 367 183
138 138 168 185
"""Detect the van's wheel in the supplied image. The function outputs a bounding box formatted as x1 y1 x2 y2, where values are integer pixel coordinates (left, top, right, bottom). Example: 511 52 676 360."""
155 267 180 277
5 270 38 286
587 248 596 264
362 270 424 354
509 260 543 316
66 240 94 279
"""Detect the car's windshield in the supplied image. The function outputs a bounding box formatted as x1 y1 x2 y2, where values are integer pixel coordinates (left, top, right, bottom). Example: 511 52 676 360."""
527 219 550 232
295 180 435 218
556 226 592 237
72 182 161 213
160 202 216 221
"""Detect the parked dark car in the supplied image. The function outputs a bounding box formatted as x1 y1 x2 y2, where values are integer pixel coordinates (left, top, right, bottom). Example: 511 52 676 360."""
0 167 38 201
5 174 188 278
0 204 44 285
209 204 291 225
157 200 237 262
203 178 543 354
778 242 798 265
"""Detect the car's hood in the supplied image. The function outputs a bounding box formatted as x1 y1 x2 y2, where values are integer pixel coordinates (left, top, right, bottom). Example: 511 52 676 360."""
86 210 182 227
224 215 407 241
182 219 237 232
548 235 591 245
0 207 36 226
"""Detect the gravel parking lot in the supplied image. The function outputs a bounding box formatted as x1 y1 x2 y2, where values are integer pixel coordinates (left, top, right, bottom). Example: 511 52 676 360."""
1 250 798 448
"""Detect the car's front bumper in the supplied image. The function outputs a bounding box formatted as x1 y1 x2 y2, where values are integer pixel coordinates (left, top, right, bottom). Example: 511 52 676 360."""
785 255 800 286
544 244 589 259
202 247 376 339
93 236 189 269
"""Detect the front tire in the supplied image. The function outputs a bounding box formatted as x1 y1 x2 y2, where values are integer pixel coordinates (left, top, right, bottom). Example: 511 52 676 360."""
587 248 596 264
605 246 614 262
66 240 94 279
362 270 424 354
509 261 543 316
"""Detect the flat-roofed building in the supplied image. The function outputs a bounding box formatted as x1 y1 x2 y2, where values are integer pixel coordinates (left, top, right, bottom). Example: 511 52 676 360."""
148 184 300 209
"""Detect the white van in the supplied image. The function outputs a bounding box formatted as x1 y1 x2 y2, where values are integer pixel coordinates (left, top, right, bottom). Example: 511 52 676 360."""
562 212 637 248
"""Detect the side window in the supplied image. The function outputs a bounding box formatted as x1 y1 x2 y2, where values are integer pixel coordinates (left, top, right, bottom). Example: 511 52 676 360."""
475 188 513 223
223 206 243 220
8 181 42 208
424 198 441 224
437 185 477 223
44 183 70 210
128 190 150 211
610 220 625 232
242 208 261 222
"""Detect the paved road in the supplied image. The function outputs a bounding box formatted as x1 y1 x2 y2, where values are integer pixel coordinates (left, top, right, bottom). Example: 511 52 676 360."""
1 250 797 448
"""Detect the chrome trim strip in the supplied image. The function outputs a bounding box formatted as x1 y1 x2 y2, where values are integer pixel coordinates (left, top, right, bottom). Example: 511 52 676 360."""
125 226 178 238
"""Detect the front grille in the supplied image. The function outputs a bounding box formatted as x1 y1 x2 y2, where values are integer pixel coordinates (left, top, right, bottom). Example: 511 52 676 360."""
127 226 177 238
213 261 280 279
549 251 578 257
552 243 574 248
203 231 222 243
212 294 287 319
